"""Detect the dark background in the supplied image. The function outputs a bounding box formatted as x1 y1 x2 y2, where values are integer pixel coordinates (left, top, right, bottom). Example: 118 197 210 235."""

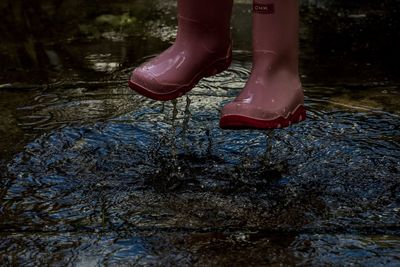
0 0 399 85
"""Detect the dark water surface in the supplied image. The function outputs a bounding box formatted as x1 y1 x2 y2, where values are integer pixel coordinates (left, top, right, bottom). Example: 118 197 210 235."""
1 0 400 266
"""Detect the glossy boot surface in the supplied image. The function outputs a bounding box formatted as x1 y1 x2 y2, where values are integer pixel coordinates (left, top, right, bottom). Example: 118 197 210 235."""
220 0 306 129
129 0 233 101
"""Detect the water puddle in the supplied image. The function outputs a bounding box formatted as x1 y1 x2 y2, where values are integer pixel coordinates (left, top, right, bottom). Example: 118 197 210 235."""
0 52 399 265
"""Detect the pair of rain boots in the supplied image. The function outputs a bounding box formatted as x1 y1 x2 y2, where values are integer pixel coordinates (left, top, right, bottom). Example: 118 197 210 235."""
129 0 306 129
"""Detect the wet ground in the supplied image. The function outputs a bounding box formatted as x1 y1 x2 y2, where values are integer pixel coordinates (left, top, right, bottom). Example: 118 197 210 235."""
1 0 400 266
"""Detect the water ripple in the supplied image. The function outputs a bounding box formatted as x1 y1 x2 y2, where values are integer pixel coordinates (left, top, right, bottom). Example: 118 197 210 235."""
2 54 400 266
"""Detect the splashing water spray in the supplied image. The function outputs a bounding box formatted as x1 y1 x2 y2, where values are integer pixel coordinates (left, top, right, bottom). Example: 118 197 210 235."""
181 95 192 153
263 130 275 167
170 99 179 166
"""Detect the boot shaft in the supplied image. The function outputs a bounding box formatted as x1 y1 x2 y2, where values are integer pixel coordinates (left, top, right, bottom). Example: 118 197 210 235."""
178 0 233 27
252 0 300 74
176 0 233 52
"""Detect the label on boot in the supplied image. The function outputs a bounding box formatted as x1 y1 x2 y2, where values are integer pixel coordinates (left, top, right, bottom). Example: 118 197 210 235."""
253 3 275 14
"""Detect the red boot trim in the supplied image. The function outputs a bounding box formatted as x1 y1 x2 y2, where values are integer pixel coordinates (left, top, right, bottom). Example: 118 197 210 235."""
220 105 306 130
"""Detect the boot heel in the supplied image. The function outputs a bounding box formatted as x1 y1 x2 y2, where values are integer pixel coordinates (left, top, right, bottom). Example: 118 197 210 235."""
204 54 232 77
290 105 307 124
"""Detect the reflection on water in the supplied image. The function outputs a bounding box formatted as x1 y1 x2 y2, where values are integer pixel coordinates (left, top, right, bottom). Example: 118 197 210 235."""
1 0 400 266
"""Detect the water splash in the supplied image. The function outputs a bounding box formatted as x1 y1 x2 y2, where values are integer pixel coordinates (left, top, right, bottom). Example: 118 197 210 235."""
181 95 192 153
263 130 275 166
170 98 179 165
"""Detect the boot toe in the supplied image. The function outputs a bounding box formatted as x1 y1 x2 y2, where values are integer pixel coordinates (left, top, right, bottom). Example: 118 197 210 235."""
130 68 162 93
129 68 181 100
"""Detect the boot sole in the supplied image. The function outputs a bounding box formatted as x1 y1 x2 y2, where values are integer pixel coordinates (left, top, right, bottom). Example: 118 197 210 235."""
220 105 306 130
128 53 232 102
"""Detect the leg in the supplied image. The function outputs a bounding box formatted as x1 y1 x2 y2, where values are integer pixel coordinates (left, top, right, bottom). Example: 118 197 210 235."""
220 0 306 129
129 0 233 101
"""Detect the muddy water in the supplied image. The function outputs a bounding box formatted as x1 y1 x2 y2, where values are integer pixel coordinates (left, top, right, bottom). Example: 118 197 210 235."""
1 0 400 266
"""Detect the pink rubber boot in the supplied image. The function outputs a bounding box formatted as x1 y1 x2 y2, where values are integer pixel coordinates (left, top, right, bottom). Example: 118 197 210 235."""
129 0 233 101
220 0 306 129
